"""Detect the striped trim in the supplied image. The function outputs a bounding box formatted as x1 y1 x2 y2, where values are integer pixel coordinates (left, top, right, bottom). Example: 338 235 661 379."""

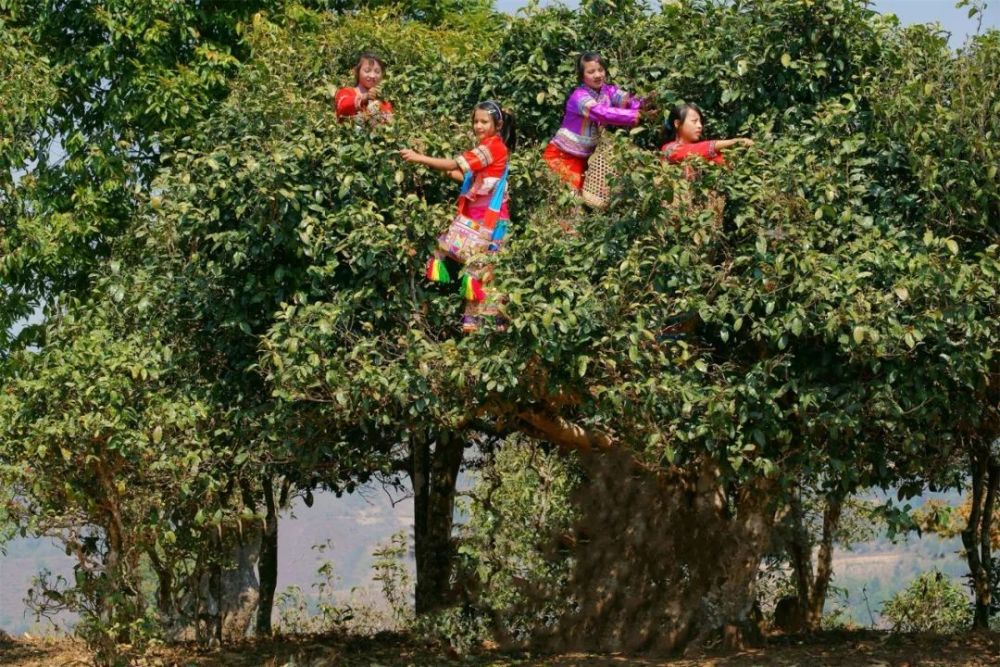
553 128 598 156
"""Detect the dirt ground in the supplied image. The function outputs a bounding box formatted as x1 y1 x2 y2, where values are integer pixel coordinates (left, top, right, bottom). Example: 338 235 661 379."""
1 630 999 666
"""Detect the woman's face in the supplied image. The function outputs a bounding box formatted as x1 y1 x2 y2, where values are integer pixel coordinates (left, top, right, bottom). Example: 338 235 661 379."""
581 60 606 90
675 109 703 143
472 109 497 141
357 59 383 89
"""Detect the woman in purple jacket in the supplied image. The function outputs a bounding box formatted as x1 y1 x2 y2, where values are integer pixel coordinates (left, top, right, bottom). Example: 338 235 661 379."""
542 52 649 192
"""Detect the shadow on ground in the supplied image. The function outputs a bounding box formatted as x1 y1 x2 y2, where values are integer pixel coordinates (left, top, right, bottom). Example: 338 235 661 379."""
1 630 999 666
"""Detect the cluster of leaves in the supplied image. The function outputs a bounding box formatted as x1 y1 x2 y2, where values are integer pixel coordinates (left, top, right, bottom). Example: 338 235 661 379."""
0 17 56 355
0 0 278 363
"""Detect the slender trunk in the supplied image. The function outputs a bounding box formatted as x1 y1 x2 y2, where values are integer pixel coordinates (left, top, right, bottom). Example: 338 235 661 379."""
411 432 431 612
256 475 279 637
964 444 998 630
786 489 813 619
412 431 465 614
976 459 998 629
208 549 224 644
147 547 174 617
808 493 843 630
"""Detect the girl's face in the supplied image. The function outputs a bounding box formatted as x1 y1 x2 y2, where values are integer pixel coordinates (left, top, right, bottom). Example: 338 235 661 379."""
674 110 703 143
581 60 606 90
356 59 383 89
472 109 498 141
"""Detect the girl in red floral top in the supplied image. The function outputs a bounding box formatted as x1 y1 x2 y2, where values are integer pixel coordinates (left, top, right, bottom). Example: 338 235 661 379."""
400 101 516 332
334 51 393 122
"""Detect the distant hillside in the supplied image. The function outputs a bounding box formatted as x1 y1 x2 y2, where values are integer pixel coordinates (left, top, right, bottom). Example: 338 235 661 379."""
0 486 972 635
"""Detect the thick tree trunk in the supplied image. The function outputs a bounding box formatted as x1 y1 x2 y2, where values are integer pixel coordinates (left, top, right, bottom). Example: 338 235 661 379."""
963 443 999 630
412 431 465 615
256 475 279 637
537 448 776 655
220 522 262 640
184 524 261 644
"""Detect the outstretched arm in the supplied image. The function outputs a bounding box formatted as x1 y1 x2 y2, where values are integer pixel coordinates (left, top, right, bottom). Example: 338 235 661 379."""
399 149 461 174
586 100 640 127
714 137 754 150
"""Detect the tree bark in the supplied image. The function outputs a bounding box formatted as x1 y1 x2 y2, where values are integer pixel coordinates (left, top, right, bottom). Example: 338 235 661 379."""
808 493 843 629
256 474 279 637
963 442 999 630
534 449 776 655
412 431 465 615
786 489 813 627
147 547 175 617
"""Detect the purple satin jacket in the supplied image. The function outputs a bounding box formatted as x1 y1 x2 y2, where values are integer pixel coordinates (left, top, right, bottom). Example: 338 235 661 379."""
550 84 642 157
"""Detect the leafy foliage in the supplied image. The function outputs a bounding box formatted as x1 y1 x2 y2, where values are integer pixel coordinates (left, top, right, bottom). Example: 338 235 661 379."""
0 0 997 660
882 571 972 633
434 442 579 649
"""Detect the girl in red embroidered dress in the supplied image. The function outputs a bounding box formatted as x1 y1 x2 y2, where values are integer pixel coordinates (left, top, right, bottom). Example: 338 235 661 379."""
661 103 752 177
399 101 516 333
334 51 393 122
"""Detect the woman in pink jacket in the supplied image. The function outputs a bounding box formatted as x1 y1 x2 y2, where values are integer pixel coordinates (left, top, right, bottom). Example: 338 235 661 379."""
542 52 649 191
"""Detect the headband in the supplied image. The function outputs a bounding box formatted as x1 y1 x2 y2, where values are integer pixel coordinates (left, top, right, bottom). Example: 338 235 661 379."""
479 100 503 123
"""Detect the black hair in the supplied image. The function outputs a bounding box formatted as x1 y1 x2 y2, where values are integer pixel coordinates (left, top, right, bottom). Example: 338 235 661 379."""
576 51 609 83
473 100 517 151
353 51 386 85
663 102 704 143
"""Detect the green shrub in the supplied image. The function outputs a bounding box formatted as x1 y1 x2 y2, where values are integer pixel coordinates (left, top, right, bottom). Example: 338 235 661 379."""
882 572 972 633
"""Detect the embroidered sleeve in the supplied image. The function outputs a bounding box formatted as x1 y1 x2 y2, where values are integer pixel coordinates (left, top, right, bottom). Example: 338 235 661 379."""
334 87 360 117
609 86 628 108
457 140 497 174
586 98 640 127
574 90 595 118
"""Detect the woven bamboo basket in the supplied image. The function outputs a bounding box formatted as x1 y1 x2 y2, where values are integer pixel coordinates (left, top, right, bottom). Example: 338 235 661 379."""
581 129 613 209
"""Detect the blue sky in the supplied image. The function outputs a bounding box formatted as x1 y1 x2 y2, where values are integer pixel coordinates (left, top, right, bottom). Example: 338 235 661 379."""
495 0 1000 46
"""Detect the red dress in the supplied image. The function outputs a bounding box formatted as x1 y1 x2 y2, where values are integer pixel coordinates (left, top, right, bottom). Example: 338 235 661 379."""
439 134 510 262
661 140 725 165
334 87 393 120
661 140 725 180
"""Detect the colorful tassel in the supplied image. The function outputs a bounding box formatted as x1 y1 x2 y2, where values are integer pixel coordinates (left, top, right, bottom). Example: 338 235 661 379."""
426 257 450 283
488 220 508 252
460 274 487 302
